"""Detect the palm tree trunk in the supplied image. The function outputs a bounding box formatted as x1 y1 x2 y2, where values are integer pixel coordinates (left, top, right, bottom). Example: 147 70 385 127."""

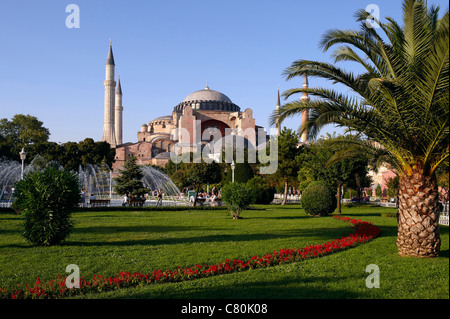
397 169 441 257
355 173 361 201
281 178 288 206
337 183 342 214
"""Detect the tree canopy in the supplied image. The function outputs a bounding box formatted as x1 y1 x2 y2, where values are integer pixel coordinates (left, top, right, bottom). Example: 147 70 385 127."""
0 114 50 160
113 156 147 197
271 0 448 257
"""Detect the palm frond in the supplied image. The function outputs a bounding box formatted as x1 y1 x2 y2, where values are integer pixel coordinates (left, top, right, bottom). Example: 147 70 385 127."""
277 0 449 176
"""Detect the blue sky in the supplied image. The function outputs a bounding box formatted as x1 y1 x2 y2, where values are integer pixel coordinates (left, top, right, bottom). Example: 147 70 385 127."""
0 0 448 144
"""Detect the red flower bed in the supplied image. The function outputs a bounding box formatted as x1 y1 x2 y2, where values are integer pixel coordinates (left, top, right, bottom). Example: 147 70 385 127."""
1 216 381 299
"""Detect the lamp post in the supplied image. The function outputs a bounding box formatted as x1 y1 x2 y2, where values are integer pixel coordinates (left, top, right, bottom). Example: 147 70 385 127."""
109 170 112 199
231 160 235 183
19 148 26 180
230 127 236 183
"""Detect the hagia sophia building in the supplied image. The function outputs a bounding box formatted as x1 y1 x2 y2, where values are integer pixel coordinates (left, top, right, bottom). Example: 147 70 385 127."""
101 43 310 171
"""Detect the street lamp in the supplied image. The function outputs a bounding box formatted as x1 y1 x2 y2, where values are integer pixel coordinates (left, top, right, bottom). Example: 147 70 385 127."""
231 160 235 183
19 148 26 180
109 170 112 199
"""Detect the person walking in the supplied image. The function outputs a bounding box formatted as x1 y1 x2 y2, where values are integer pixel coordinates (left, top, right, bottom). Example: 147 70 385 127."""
156 189 163 207
123 193 129 207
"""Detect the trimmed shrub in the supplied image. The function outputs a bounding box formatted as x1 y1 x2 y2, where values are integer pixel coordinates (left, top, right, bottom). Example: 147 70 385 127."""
301 181 337 216
13 166 80 246
221 182 255 219
246 176 276 204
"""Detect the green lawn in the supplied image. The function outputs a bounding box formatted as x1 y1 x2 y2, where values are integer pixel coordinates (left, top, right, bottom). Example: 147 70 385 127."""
0 205 448 299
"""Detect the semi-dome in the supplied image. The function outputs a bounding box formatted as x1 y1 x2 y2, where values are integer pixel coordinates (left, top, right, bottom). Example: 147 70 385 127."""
174 83 240 112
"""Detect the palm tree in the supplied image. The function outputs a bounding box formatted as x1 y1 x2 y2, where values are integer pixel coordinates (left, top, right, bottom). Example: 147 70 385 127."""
271 0 448 257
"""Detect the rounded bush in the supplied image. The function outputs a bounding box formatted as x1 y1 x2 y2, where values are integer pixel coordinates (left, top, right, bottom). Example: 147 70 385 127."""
301 181 337 216
13 166 80 246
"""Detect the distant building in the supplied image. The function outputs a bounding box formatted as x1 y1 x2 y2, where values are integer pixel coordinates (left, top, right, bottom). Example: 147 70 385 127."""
101 45 272 171
100 44 314 171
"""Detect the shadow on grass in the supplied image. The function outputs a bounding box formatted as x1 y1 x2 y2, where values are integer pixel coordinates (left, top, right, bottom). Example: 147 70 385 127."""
97 273 360 299
265 206 302 210
73 225 224 234
247 215 312 221
62 226 350 248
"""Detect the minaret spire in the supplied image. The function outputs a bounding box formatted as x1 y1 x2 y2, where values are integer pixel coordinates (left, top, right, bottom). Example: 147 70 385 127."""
116 75 122 95
102 42 117 147
300 74 310 144
115 76 123 146
106 41 115 66
276 88 281 136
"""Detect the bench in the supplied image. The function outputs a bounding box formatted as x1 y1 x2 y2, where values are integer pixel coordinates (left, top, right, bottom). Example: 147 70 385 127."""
128 198 146 207
89 199 110 207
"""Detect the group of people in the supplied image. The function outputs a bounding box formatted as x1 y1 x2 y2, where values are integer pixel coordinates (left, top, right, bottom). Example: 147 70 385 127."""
187 186 221 205
120 186 222 207
122 189 163 207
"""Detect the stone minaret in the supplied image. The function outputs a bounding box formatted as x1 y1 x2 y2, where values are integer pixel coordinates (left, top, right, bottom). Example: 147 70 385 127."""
102 42 117 147
115 76 123 146
300 75 310 143
276 88 281 136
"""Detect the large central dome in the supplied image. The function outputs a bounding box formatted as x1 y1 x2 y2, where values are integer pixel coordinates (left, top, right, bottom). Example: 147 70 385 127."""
174 84 240 112
183 88 232 103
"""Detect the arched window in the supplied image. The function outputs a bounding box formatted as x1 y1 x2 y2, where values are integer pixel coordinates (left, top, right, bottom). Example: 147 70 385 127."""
161 141 165 150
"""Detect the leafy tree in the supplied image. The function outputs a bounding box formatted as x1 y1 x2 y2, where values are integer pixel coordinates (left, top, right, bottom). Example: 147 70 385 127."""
247 175 276 204
0 114 50 161
57 139 114 172
185 160 223 205
13 166 79 246
165 157 187 177
297 135 370 213
34 139 114 172
60 142 81 172
386 175 400 198
170 170 189 189
273 0 448 257
0 115 114 172
375 184 383 197
436 160 449 202
266 128 303 205
225 161 254 184
221 182 255 219
113 156 147 197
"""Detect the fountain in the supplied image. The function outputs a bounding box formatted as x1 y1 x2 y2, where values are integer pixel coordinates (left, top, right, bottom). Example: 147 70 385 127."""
0 158 21 205
0 155 184 207
140 165 180 196
78 163 113 198
0 156 65 206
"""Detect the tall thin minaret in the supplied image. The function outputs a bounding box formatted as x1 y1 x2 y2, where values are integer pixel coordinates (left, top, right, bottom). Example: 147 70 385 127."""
276 88 281 136
115 76 123 146
300 75 310 143
102 42 117 147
